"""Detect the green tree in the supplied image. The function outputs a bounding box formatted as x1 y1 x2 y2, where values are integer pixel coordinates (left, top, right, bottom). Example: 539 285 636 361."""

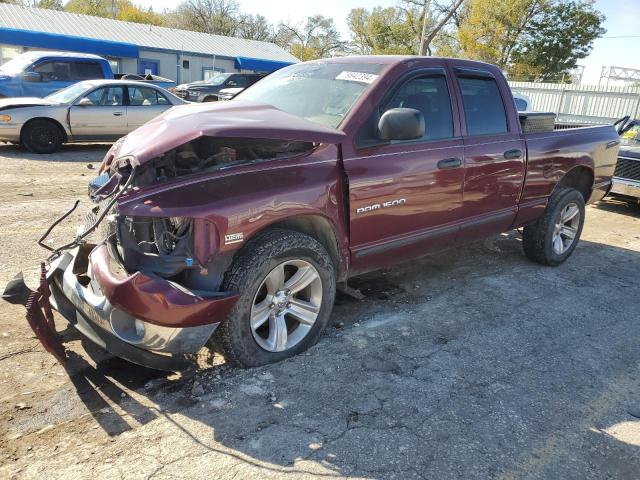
168 0 240 35
65 0 164 25
511 0 605 81
275 15 345 60
347 0 464 56
347 6 421 55
64 0 111 16
456 0 548 67
34 0 64 9
237 14 274 42
448 0 605 80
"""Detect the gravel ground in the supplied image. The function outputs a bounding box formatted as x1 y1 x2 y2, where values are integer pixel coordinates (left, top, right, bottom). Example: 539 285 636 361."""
1 144 639 480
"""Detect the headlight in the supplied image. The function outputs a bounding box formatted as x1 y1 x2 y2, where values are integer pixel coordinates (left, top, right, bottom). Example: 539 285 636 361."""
0 114 11 122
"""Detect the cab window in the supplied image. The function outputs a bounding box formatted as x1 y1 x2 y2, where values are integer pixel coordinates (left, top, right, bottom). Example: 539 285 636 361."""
72 61 104 80
383 74 454 141
128 86 169 106
83 87 124 106
355 71 454 147
226 75 245 87
457 75 508 136
33 61 71 82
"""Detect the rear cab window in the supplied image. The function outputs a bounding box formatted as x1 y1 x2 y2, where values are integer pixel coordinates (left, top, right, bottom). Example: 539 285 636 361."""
72 61 104 80
456 73 508 136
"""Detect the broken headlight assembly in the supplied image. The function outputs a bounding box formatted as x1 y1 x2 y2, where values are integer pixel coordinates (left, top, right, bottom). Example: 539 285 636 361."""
113 215 198 278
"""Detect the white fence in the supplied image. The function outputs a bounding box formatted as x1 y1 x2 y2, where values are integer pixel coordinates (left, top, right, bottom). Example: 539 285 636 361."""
509 81 640 125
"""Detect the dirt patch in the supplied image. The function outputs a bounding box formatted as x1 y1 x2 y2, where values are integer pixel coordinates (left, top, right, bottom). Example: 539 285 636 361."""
1 144 639 479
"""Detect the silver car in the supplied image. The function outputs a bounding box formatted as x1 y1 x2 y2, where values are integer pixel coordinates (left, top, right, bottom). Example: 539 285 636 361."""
0 79 185 153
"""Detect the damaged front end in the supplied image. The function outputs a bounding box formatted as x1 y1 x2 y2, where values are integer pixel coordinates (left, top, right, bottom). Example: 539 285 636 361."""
3 100 346 370
4 153 242 371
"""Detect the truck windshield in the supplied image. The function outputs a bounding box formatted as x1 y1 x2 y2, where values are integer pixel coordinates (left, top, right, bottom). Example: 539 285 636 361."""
46 82 91 104
236 62 386 129
0 55 34 75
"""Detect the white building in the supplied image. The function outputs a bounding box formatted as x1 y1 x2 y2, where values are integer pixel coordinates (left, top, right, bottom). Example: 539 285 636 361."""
0 4 297 83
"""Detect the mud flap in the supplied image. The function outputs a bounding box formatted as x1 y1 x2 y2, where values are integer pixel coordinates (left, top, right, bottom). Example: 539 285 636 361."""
24 264 67 365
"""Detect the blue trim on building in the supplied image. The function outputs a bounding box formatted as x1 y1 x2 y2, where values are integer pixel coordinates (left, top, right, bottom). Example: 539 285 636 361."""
235 56 293 72
0 27 139 58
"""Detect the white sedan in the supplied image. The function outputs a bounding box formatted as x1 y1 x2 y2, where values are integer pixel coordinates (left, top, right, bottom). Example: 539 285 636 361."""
0 79 185 153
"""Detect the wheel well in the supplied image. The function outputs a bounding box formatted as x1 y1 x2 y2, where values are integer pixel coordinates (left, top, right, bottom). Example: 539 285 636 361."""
202 96 218 102
556 166 594 202
20 117 68 144
255 216 346 280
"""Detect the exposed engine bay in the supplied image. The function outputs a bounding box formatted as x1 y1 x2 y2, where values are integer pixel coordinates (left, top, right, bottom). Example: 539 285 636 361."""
107 136 314 183
74 136 317 293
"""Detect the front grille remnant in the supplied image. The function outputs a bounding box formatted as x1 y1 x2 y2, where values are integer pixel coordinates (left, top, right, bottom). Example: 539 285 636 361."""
614 157 640 181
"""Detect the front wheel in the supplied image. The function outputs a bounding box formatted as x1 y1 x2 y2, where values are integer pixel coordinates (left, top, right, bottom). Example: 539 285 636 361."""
523 187 586 266
218 229 336 368
22 119 63 154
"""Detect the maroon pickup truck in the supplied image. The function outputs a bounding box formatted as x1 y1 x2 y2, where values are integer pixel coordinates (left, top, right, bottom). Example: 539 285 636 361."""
5 56 619 370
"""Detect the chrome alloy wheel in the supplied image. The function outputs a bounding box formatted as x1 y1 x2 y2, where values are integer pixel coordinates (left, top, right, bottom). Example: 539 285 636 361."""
552 202 580 255
250 259 323 352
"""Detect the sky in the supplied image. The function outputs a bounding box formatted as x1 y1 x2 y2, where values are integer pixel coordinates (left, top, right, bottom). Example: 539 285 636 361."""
140 0 638 85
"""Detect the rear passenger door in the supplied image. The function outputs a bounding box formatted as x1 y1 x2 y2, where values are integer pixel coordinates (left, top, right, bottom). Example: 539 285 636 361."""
126 86 172 131
452 65 525 240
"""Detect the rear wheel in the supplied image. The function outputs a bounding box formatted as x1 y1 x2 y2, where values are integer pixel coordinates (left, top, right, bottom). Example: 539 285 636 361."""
218 229 336 368
22 119 63 154
523 187 585 266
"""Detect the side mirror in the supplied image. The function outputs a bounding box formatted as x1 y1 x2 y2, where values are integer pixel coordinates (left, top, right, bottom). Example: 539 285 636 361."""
378 108 425 141
22 71 41 83
226 80 237 86
77 97 93 107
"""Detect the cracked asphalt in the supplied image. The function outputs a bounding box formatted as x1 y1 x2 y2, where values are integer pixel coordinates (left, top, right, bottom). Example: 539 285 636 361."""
1 145 640 479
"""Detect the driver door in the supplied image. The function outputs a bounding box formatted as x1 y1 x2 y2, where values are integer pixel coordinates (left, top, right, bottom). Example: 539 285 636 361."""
343 66 466 271
69 86 127 140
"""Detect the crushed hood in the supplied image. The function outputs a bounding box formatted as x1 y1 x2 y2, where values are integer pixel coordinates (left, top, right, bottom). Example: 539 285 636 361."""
0 97 59 111
115 100 347 165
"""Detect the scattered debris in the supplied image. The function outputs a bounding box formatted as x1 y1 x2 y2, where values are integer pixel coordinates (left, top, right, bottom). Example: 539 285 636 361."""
15 402 31 410
36 425 54 435
86 164 95 170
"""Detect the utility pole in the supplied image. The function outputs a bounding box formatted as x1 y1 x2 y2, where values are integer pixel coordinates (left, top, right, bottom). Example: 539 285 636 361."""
419 0 432 56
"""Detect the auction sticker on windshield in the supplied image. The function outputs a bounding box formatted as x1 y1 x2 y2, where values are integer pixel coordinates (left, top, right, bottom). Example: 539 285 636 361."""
336 71 379 84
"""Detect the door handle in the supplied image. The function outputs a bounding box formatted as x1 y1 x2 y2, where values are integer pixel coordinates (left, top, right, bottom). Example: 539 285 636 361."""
504 149 523 159
437 157 462 169
113 112 124 116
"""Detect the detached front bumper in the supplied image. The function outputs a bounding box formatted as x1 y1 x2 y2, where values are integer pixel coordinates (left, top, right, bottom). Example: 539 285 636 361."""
29 243 238 370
